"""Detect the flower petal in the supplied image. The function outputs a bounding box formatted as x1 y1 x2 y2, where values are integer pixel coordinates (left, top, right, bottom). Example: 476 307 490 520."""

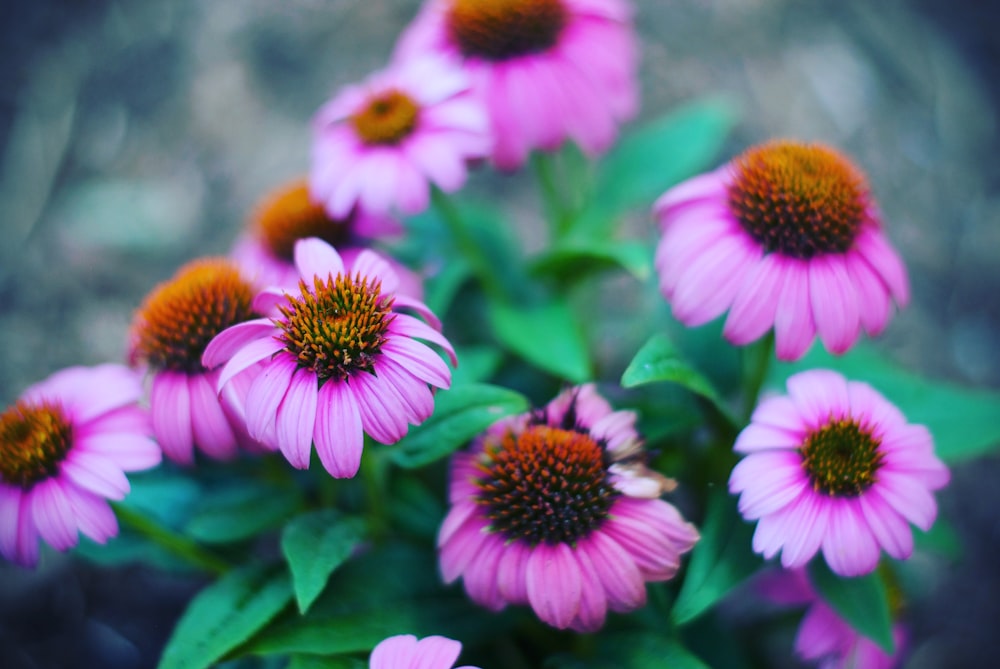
275 368 318 469
314 380 364 478
151 372 194 465
526 542 583 629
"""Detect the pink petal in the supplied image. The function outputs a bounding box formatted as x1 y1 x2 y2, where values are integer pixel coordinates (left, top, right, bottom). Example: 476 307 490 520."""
202 319 276 369
670 231 761 327
64 486 118 544
392 296 444 333
252 289 289 316
294 238 345 281
314 380 364 478
653 168 729 218
776 492 830 569
580 532 645 612
773 260 816 361
60 451 130 501
846 251 892 336
275 368 318 469
846 381 906 437
733 422 802 454
821 498 881 577
188 373 238 460
439 519 490 584
351 249 400 295
795 602 848 660
245 355 298 446
874 472 938 530
373 358 435 424
785 369 851 428
151 372 194 465
724 253 789 345
855 227 909 306
31 479 78 551
570 546 609 632
75 432 161 472
350 371 411 444
496 540 532 605
462 533 507 611
437 501 479 548
388 315 456 369
370 634 418 669
526 542 583 629
808 255 861 355
25 364 143 425
729 451 808 519
750 395 809 434
216 335 284 392
410 636 463 669
0 486 26 563
858 490 914 560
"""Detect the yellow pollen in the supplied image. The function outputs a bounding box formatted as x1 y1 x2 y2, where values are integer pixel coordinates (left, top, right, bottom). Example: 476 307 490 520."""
277 272 394 381
131 259 257 373
253 180 353 261
800 418 884 496
0 401 73 489
447 0 569 60
728 141 870 259
351 90 420 145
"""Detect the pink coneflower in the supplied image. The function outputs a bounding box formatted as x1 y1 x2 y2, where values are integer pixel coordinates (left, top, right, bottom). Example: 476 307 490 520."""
438 384 698 632
729 369 949 577
203 237 456 479
231 178 424 298
758 568 907 669
129 258 266 464
0 364 161 567
369 634 480 669
310 56 490 218
653 141 910 361
396 0 639 170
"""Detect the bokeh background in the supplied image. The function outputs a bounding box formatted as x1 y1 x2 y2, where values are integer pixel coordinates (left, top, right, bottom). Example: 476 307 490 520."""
1 1 998 667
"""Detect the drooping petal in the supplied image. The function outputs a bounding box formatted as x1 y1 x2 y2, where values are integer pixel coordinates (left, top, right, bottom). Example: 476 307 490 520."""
202 318 276 369
314 380 364 479
526 542 583 629
151 372 194 465
245 354 297 446
275 368 318 469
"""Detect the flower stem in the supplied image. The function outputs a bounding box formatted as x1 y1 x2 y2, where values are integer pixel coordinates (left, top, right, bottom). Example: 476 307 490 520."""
741 331 775 421
430 187 507 301
531 152 573 240
361 447 390 541
113 503 230 575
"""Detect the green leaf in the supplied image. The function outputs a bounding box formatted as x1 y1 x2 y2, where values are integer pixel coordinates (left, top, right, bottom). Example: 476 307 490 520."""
529 239 652 281
770 344 1000 463
577 98 736 238
622 333 736 425
672 490 761 625
450 345 504 386
488 300 592 383
808 559 895 654
598 633 710 669
288 656 366 669
158 564 293 669
185 484 301 544
281 511 365 614
913 516 962 560
388 383 529 468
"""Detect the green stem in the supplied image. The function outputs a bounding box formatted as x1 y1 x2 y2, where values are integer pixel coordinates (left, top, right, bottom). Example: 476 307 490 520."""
741 331 775 421
113 503 229 575
361 447 390 541
531 152 573 240
430 188 507 301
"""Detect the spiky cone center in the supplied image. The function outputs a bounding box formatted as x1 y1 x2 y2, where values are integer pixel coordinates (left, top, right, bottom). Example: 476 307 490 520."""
351 89 420 146
475 425 618 546
0 401 72 489
277 273 394 382
800 418 884 496
728 141 870 259
132 259 257 373
447 0 569 61
254 180 353 261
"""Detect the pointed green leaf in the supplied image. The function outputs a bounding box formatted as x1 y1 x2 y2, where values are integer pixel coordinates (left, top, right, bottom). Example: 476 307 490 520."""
158 564 292 669
388 383 529 468
672 490 761 624
598 98 736 209
185 484 301 544
808 559 895 654
281 511 365 614
488 300 592 383
288 656 366 669
770 344 1000 463
529 239 652 281
598 633 710 669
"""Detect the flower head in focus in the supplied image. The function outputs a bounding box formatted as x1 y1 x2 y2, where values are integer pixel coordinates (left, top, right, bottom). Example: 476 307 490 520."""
129 258 265 463
396 0 639 170
204 238 456 479
758 568 907 669
231 178 423 297
310 56 490 218
0 365 160 567
438 384 698 631
369 634 480 669
654 140 910 361
729 369 949 577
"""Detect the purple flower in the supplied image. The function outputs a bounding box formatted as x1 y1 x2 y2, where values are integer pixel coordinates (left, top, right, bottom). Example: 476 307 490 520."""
0 365 160 567
396 0 639 170
730 369 949 576
654 141 910 361
369 634 480 669
204 238 456 478
438 384 698 631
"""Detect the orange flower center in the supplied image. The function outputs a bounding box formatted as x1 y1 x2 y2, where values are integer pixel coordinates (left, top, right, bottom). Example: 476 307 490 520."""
800 418 883 496
254 180 353 262
131 259 257 373
277 273 394 381
351 90 420 146
0 401 72 489
728 141 870 259
447 0 569 61
475 425 617 545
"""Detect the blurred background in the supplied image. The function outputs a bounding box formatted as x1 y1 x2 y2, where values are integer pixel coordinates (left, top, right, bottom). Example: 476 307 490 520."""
1 1 998 667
